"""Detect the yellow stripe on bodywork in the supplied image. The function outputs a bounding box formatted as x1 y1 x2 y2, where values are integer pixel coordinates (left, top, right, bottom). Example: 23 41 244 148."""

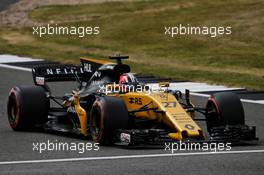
80 57 112 65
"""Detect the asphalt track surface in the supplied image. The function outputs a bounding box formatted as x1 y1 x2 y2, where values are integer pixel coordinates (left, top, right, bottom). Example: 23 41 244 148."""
0 67 264 175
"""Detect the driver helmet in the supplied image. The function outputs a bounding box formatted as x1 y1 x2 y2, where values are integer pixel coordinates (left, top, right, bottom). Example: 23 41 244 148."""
119 73 138 85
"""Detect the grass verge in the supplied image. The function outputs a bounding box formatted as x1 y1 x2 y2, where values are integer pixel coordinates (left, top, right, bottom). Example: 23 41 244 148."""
0 0 263 90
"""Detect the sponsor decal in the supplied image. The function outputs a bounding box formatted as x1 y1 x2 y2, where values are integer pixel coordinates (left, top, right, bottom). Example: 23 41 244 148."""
45 67 84 75
35 76 45 85
162 102 176 108
129 97 142 105
184 124 195 130
120 133 131 143
158 93 167 98
83 63 92 73
93 71 101 77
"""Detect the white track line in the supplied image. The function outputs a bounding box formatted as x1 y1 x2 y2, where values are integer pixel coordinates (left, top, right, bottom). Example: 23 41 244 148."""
190 92 210 98
0 149 264 165
0 64 32 72
190 92 264 105
169 82 244 92
0 54 43 63
148 82 244 94
240 99 264 105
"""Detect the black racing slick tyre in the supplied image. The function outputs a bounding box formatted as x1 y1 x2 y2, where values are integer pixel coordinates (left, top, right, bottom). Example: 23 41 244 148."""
7 86 49 131
205 92 245 133
90 96 129 145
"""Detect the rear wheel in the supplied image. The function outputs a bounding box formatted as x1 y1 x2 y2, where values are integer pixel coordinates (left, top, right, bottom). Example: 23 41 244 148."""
206 92 245 133
7 86 49 131
90 96 129 145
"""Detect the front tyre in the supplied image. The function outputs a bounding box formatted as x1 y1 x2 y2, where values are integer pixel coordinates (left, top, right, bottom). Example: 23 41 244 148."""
90 96 129 145
206 92 245 133
7 86 49 131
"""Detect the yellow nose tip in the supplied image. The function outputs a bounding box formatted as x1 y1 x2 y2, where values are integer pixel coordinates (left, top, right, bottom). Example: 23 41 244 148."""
168 132 183 140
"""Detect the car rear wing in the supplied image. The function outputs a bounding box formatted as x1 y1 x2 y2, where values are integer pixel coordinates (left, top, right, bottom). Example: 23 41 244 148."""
32 57 112 86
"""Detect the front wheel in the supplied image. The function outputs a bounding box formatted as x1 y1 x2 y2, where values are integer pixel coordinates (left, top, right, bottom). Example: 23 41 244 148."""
205 92 245 133
90 96 129 145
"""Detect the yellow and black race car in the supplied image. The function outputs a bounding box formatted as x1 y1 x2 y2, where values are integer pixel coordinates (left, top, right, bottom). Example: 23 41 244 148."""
7 56 257 146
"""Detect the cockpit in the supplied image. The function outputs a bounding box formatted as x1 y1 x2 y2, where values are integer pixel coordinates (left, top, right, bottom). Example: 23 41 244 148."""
80 56 139 94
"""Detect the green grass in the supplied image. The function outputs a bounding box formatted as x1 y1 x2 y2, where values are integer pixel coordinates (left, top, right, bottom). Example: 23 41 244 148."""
0 0 263 89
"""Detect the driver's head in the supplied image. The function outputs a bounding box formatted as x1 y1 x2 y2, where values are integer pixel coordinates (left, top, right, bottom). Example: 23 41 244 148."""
119 73 138 85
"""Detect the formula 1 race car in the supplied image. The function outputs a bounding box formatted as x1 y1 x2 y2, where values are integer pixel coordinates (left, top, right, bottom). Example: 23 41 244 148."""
7 56 258 146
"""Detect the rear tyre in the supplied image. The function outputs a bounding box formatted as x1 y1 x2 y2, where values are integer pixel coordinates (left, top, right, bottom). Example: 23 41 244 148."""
90 96 129 145
205 92 245 133
7 86 49 131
